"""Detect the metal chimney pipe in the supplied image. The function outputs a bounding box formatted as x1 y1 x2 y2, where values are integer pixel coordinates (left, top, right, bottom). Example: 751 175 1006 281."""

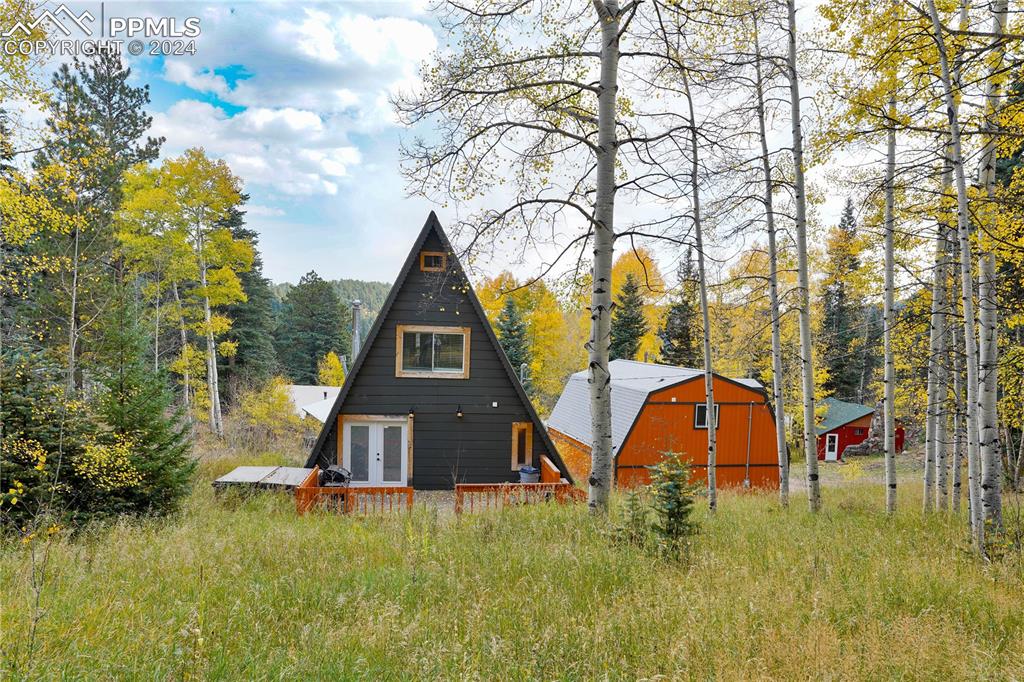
351 300 362 359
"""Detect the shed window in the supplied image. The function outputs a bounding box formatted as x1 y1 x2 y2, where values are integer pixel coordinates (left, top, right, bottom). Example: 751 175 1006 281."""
694 404 720 429
854 427 865 436
395 325 471 379
512 422 533 470
420 251 447 272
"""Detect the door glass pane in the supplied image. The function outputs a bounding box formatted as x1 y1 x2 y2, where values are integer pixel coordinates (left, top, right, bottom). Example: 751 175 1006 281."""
402 332 432 371
382 426 402 482
350 425 369 481
433 333 464 371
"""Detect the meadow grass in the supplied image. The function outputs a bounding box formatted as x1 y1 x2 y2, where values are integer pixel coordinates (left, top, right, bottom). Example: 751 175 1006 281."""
2 458 1022 680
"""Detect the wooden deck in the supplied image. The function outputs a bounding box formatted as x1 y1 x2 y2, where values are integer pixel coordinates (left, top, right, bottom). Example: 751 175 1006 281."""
454 481 585 514
295 468 414 515
294 464 583 515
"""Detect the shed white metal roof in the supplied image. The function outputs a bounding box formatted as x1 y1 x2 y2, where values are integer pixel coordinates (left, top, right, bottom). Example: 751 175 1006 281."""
300 397 336 423
286 385 341 418
547 360 764 452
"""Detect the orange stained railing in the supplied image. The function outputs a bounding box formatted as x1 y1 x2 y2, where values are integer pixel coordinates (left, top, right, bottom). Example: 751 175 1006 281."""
539 455 562 483
454 481 585 514
295 467 414 515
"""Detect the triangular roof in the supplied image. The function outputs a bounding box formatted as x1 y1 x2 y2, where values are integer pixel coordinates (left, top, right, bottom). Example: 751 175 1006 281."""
305 212 572 482
816 397 875 435
547 359 767 453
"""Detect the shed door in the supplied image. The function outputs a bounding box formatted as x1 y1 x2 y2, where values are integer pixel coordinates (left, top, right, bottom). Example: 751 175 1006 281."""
825 433 839 461
343 420 408 486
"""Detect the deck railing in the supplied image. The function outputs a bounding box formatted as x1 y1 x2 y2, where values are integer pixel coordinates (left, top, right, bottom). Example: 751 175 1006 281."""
295 468 414 515
454 481 585 514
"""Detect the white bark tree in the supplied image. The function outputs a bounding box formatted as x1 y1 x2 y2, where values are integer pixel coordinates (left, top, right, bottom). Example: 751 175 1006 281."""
396 0 672 512
785 0 821 511
976 0 1008 529
753 18 790 506
679 66 718 511
924 0 985 548
882 96 898 515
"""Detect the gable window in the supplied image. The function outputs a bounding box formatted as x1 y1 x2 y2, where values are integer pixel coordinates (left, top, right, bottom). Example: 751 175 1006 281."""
420 251 447 272
395 325 471 379
512 422 533 470
854 427 865 436
694 403 720 429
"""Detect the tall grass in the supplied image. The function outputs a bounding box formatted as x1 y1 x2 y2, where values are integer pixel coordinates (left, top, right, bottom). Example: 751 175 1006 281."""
2 473 1022 680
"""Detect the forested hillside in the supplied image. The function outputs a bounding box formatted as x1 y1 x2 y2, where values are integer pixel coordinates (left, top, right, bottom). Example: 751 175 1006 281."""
268 278 387 315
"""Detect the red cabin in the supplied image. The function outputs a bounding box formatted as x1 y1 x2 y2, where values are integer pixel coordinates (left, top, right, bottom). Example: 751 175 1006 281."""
816 397 905 461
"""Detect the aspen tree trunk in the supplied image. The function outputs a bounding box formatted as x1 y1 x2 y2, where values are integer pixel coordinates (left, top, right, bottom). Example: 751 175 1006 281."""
935 152 954 510
198 249 224 438
952 324 964 513
924 175 950 512
67 225 81 393
682 68 717 511
154 279 161 372
754 22 789 506
785 0 820 512
978 254 1001 525
977 0 1008 528
172 281 192 419
586 0 620 513
882 97 898 514
925 0 984 549
1014 430 1023 492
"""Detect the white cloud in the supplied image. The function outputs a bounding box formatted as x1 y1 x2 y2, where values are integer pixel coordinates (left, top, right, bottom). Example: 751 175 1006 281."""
146 1 438 210
150 100 360 196
164 60 230 97
245 204 286 217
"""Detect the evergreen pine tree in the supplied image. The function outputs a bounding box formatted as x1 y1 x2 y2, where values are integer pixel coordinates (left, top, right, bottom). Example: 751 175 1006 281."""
29 49 161 387
659 254 701 367
820 198 866 400
610 273 648 361
93 284 194 516
496 296 532 385
274 271 351 384
218 199 277 396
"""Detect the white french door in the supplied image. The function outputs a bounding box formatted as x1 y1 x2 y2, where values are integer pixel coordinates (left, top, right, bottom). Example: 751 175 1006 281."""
343 419 408 486
825 433 839 462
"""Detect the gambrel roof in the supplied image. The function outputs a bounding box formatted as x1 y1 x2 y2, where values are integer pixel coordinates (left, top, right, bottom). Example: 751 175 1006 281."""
547 359 766 453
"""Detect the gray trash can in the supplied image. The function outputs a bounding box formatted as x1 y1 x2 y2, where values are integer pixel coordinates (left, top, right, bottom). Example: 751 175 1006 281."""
519 466 540 483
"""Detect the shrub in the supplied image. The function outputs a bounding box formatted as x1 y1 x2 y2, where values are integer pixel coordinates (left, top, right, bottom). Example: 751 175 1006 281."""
611 488 650 549
647 453 701 560
0 350 94 530
235 376 305 450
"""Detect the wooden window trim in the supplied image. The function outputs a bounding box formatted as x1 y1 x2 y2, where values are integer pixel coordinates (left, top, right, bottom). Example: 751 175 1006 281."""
694 404 720 430
511 422 533 470
420 251 447 272
395 324 471 379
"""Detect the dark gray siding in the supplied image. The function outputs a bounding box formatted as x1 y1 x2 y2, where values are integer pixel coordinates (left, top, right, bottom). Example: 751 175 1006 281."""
317 230 553 489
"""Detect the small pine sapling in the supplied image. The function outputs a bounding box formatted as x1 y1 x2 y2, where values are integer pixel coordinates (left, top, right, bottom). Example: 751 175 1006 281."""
647 453 701 560
611 488 650 549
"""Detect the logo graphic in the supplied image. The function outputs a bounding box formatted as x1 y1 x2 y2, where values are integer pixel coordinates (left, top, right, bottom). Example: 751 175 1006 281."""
2 4 95 38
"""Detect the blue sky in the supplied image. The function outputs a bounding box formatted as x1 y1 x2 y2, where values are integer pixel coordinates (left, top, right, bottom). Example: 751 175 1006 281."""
103 1 441 284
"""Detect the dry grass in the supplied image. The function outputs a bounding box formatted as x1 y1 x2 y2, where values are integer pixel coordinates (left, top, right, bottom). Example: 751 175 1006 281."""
1 455 1022 680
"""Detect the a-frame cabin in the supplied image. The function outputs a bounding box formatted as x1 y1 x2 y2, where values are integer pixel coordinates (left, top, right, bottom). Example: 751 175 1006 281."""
305 212 573 490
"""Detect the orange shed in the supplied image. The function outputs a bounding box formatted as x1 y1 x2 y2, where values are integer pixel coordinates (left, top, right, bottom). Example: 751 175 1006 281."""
547 360 781 489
